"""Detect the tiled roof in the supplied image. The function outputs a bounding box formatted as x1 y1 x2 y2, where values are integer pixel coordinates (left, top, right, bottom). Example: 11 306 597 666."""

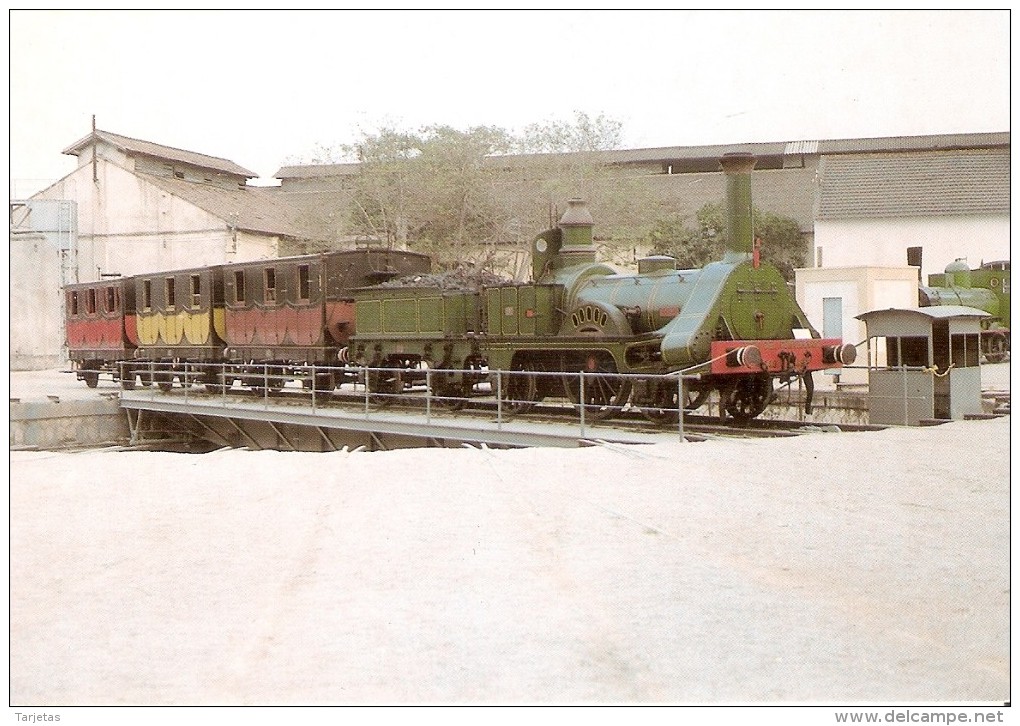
64 129 257 178
143 174 326 241
817 150 1010 219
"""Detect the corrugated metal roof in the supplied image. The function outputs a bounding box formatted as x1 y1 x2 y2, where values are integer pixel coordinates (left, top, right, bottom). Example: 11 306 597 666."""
785 140 819 155
275 162 361 178
817 150 1009 219
274 132 1008 179
63 129 257 178
856 306 991 321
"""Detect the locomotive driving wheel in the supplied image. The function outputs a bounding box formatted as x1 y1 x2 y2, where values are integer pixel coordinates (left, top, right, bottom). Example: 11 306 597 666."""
984 332 1009 364
724 374 773 424
561 352 632 422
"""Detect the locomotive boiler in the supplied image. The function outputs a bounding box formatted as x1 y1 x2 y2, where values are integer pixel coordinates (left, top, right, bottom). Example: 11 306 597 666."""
350 152 854 422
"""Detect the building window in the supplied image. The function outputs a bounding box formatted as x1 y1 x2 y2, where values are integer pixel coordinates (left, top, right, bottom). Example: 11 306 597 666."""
142 280 152 311
191 275 202 307
234 271 246 303
886 336 929 367
264 268 276 303
298 265 310 301
166 278 176 308
951 333 981 368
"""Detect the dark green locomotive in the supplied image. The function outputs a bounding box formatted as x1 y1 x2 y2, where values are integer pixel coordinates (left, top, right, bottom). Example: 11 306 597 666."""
920 259 1010 362
348 153 854 422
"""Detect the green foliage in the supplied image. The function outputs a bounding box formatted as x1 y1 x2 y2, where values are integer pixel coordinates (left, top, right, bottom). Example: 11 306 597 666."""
647 203 806 280
516 111 623 154
334 115 622 269
754 210 807 281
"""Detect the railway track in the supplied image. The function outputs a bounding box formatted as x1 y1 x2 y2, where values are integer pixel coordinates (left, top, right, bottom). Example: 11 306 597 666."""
133 381 884 443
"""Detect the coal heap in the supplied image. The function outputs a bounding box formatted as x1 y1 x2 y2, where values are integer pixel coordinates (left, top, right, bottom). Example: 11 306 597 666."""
379 266 514 291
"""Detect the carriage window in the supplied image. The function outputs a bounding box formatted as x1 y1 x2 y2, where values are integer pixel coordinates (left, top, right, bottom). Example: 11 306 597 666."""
142 280 152 310
105 286 117 313
234 271 246 303
70 291 79 316
264 268 276 303
298 265 310 301
191 275 202 307
86 288 97 314
166 278 176 308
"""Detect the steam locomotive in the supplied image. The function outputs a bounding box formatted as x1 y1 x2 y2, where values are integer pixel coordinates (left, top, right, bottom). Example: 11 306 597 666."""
919 259 1010 362
65 152 854 423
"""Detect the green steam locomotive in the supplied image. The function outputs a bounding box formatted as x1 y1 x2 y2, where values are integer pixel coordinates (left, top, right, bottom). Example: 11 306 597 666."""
920 259 1010 362
348 153 854 423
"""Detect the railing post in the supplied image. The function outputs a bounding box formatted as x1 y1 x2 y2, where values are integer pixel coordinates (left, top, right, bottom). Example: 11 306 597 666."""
496 370 503 429
579 371 586 438
311 363 317 411
902 365 908 426
426 368 432 424
678 375 685 442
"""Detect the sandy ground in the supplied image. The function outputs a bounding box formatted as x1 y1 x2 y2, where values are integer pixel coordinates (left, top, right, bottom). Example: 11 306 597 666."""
7 365 1012 707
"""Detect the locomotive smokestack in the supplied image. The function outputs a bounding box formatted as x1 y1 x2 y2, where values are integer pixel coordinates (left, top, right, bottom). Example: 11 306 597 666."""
556 198 597 265
719 152 756 258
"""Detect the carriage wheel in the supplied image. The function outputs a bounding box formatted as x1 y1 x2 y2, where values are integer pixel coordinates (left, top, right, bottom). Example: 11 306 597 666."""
724 375 773 424
366 366 402 406
83 369 100 388
561 352 632 422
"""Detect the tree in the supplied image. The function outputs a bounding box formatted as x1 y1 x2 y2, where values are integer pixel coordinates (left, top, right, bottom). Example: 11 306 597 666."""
343 125 514 265
646 203 806 280
319 114 625 271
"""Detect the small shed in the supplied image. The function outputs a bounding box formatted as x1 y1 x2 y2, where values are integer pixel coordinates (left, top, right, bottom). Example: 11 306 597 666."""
855 306 989 426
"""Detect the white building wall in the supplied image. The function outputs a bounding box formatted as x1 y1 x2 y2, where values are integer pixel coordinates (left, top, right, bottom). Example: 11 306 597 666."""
813 215 1009 281
34 159 278 282
796 266 921 385
9 231 66 370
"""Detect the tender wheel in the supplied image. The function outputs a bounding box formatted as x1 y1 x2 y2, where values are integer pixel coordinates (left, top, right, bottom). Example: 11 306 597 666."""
636 378 710 425
724 375 773 424
561 352 632 422
499 359 544 415
431 370 468 411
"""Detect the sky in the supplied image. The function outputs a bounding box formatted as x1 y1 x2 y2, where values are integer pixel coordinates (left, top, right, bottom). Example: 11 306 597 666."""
8 9 1011 198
